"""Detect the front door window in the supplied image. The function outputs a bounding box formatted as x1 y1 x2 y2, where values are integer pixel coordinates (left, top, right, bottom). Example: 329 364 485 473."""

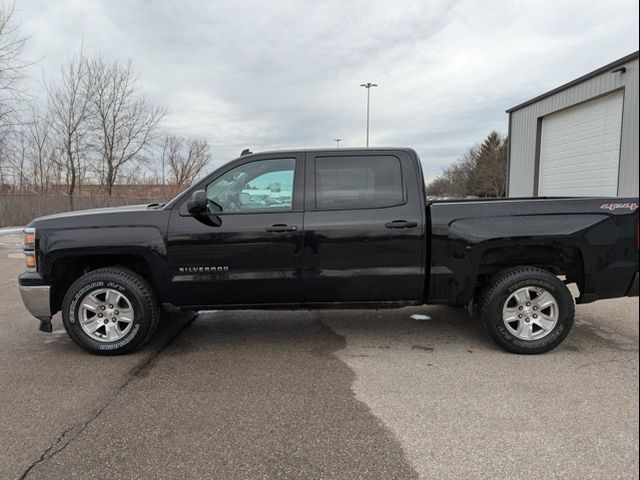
206 158 295 213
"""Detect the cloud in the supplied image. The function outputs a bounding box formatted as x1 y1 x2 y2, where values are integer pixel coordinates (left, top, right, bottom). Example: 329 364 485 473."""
12 0 640 177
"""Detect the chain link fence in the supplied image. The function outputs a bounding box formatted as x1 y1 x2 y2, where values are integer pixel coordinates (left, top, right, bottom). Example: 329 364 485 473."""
0 193 166 227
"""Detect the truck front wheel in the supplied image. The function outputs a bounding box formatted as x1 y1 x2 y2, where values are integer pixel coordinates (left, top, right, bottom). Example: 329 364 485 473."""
61 268 160 355
479 267 575 354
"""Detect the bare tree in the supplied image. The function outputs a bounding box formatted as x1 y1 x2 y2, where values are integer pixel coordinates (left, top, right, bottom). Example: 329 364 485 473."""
47 52 93 207
0 122 29 191
88 55 165 196
160 134 210 192
11 125 26 188
425 176 451 198
0 1 28 134
426 132 507 198
23 106 58 192
0 2 29 188
0 130 13 187
426 144 479 198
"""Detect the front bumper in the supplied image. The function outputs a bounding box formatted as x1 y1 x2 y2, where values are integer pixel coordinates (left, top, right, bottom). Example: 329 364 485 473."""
18 285 51 320
627 273 639 297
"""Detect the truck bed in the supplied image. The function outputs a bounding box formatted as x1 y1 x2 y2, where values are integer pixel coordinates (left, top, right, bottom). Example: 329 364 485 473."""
427 196 638 305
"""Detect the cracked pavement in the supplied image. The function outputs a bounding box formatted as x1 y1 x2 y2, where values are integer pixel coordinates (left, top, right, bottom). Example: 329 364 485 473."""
1 232 638 479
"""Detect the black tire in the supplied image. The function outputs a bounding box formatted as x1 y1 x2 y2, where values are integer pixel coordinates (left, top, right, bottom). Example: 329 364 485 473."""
479 266 575 354
62 268 160 355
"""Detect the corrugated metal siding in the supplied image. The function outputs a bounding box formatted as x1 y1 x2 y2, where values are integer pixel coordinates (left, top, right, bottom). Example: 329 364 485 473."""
508 56 639 197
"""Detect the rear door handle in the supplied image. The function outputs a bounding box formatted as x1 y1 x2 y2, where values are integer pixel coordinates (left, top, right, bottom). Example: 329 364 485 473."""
266 224 297 233
385 220 418 229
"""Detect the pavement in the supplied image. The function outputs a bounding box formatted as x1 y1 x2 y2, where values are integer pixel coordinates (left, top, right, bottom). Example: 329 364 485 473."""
0 232 638 479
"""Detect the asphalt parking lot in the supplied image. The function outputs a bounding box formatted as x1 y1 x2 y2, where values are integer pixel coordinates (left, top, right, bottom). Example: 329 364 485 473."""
1 232 638 480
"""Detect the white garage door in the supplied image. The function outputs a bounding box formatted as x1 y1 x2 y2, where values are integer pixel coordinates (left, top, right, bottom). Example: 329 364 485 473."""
538 91 623 196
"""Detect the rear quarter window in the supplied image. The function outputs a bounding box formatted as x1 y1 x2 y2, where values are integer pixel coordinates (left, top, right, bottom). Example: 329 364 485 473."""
315 156 403 210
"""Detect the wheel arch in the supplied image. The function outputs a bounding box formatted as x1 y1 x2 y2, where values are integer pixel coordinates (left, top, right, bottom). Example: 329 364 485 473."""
49 254 159 315
474 244 584 301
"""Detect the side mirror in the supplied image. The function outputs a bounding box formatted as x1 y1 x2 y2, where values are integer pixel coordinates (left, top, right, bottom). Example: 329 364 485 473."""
187 190 207 214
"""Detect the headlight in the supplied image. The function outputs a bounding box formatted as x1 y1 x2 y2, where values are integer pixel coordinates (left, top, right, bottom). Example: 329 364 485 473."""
24 227 35 250
23 227 37 272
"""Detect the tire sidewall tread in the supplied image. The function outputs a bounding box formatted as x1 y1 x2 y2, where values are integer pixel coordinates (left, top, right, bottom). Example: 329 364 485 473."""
480 266 575 354
62 268 159 355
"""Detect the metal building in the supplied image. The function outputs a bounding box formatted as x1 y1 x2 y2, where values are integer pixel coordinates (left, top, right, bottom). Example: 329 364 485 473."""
506 51 639 198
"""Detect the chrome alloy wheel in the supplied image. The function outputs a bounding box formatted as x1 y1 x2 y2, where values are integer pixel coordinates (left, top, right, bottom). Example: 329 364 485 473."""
502 286 559 341
79 288 135 342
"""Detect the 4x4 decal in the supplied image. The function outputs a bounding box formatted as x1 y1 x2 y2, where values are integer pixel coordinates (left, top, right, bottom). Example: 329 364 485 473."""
600 202 638 211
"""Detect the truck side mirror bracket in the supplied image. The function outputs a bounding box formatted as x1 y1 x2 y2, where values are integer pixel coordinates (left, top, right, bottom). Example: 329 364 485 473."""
186 190 208 214
185 190 222 227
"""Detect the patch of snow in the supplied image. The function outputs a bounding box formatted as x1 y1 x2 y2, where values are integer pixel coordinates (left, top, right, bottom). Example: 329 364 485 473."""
0 227 24 236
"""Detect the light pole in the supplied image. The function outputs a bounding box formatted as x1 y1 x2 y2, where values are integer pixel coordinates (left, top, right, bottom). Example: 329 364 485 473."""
360 82 377 147
333 138 342 148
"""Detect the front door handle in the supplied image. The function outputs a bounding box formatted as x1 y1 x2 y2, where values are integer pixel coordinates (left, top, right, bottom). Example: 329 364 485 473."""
385 220 418 229
266 224 297 233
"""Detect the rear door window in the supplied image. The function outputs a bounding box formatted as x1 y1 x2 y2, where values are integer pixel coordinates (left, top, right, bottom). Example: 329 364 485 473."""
315 156 403 210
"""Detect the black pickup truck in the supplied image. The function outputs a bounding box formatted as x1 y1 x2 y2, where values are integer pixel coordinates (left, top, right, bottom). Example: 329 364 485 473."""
18 148 639 355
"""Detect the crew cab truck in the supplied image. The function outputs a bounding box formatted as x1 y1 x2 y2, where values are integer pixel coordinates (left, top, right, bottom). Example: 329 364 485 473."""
18 148 639 355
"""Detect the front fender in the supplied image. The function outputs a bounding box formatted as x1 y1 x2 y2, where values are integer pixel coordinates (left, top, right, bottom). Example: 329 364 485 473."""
38 226 170 298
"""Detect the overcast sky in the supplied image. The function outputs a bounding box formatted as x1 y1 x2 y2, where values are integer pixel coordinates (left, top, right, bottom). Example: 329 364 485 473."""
12 0 640 180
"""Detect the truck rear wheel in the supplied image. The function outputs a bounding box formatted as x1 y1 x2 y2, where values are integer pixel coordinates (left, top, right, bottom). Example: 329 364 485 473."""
479 267 575 354
61 268 159 355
